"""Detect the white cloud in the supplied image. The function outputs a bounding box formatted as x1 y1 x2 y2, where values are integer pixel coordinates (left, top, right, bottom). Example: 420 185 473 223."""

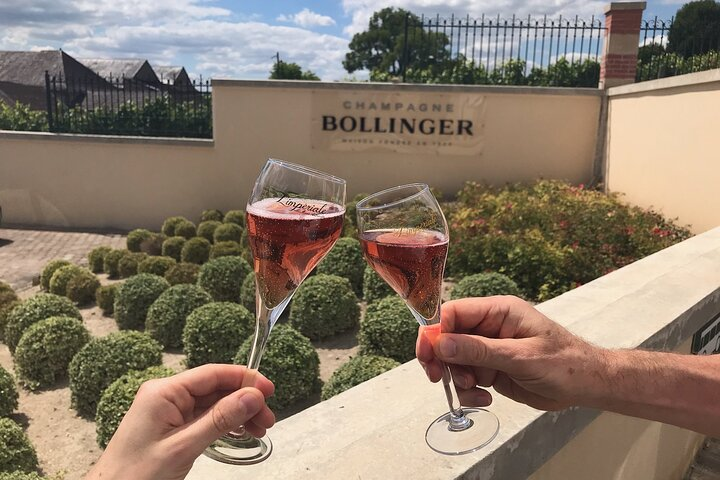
277 8 336 28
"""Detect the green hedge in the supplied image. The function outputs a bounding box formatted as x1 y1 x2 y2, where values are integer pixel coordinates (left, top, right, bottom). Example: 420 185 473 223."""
95 284 118 315
316 238 365 297
197 221 222 243
164 263 200 285
359 296 417 363
450 272 521 300
223 210 246 227
161 216 189 237
113 274 169 330
183 302 254 368
289 274 359 340
180 237 211 264
88 246 112 274
145 284 212 349
0 300 20 343
161 236 186 262
321 355 399 400
240 272 256 314
210 241 243 259
197 256 251 302
138 256 176 277
40 260 71 291
213 223 242 243
4 293 81 353
127 229 153 252
118 252 148 279
0 366 18 417
0 418 38 473
201 209 224 222
362 266 394 304
103 249 129 279
48 264 85 296
66 269 101 306
174 220 197 240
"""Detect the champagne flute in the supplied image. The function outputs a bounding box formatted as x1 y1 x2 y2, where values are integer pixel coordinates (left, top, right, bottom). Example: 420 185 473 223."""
356 184 499 455
204 159 346 464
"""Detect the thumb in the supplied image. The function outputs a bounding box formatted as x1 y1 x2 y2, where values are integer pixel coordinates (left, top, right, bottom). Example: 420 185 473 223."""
186 387 265 447
434 333 521 372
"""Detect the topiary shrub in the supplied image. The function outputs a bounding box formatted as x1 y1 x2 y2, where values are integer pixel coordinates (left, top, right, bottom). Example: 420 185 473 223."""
0 365 18 417
164 263 200 286
138 256 176 277
240 272 256 315
0 418 38 473
213 223 242 243
210 241 243 259
66 269 101 306
180 237 211 265
289 274 359 340
235 324 320 410
174 220 197 240
88 246 112 274
201 209 224 222
223 210 245 227
0 301 21 343
40 260 71 291
197 256 251 302
146 284 212 349
161 216 188 237
197 221 222 243
362 266 394 304
68 331 162 417
126 229 152 252
321 355 399 400
359 296 417 363
103 249 129 279
183 303 254 368
450 272 522 300
113 274 169 331
48 264 84 296
4 294 81 353
0 282 17 309
161 236 186 262
139 233 165 256
118 252 148 279
316 238 365 297
14 316 91 390
95 284 118 315
95 366 175 449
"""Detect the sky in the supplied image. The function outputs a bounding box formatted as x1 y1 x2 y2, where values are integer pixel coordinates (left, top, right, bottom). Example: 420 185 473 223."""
0 1 684 81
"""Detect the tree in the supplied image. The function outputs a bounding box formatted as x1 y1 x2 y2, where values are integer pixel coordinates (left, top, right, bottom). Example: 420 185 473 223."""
668 0 720 57
343 7 451 77
270 60 320 81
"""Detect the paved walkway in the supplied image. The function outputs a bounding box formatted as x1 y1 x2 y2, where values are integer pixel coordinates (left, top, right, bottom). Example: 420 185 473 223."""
0 228 126 291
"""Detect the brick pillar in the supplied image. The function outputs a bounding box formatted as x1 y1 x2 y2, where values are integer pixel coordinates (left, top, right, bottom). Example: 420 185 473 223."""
599 2 647 88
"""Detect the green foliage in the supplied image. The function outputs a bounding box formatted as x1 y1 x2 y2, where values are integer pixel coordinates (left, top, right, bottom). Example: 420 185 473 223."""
0 282 16 307
95 366 175 449
223 210 246 227
161 236 186 262
48 264 84 296
126 229 153 252
316 238 365 297
113 274 169 331
68 331 162 417
321 355 399 400
174 220 197 240
197 221 222 243
240 272 256 314
118 252 148 279
637 50 720 82
96 284 118 315
0 301 21 343
40 260 72 291
359 296 417 363
362 266 394 304
213 223 242 243
161 216 188 237
201 209 224 222
270 60 320 80
103 249 129 279
0 366 18 417
14 316 91 390
66 269 101 306
668 0 720 57
88 246 112 273
180 237 211 264
0 101 47 132
145 284 212 349
235 324 320 410
4 293 81 353
0 418 38 473
139 233 165 256
289 274 359 340
0 473 46 480
197 256 251 302
450 272 521 300
137 256 176 277
183 302 254 368
164 263 200 286
210 241 243 259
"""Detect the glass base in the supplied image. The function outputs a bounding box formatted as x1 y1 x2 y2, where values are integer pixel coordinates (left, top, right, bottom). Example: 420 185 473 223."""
425 408 499 455
203 431 272 465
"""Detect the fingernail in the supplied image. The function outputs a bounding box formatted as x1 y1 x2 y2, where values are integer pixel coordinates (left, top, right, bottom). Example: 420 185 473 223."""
239 391 261 414
439 336 457 358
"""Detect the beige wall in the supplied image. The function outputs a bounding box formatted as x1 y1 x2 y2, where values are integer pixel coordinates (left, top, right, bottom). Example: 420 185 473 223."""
605 70 720 234
0 81 601 230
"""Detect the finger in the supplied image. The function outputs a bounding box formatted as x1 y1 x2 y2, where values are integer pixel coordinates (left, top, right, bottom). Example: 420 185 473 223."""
434 333 524 373
456 386 493 407
173 364 275 399
448 365 477 389
473 367 499 388
442 296 526 337
243 422 267 439
417 325 438 364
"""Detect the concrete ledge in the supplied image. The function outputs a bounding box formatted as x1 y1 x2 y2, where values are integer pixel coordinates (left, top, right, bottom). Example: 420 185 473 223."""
0 130 215 146
188 227 720 479
608 69 720 97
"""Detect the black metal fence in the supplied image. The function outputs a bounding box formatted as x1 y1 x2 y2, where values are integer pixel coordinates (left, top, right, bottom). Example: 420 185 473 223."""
45 72 212 138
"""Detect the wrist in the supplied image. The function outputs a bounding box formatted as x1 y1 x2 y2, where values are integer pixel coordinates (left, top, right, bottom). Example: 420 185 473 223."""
571 342 618 409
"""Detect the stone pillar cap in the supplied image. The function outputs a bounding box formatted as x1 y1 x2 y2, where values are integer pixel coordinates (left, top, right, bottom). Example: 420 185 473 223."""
604 2 647 14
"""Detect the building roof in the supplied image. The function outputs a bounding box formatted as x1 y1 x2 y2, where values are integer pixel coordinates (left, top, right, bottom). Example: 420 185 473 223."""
154 66 184 82
0 50 101 86
79 58 146 79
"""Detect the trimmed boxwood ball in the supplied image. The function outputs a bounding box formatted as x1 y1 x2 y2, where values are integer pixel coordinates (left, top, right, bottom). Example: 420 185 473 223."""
88 246 112 273
139 233 166 256
4 294 81 353
359 296 417 363
68 331 162 417
210 241 243 259
161 236 186 262
183 302 254 368
161 216 188 237
96 366 175 449
223 209 246 227
114 274 169 331
197 221 222 243
14 316 91 390
235 324 320 410
181 237 211 265
201 209 224 222
138 256 176 277
450 272 522 300
66 269 101 306
126 229 152 252
0 282 17 308
40 259 71 291
146 284 212 349
213 223 242 243
197 256 251 302
321 355 399 400
164 263 200 285
48 264 84 296
0 301 21 343
317 238 365 297
0 418 38 473
174 220 197 240
0 365 18 417
103 249 129 279
289 274 359 340
362 266 394 304
240 272 256 314
118 252 148 279
96 284 118 315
